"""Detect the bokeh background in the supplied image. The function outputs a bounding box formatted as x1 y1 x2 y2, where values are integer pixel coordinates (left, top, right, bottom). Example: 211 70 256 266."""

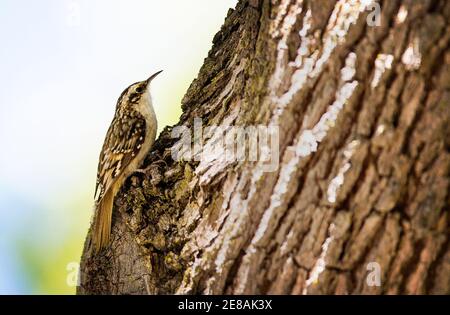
0 0 237 294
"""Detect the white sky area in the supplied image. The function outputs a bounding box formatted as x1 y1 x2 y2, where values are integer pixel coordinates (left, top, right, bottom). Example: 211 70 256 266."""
0 0 237 208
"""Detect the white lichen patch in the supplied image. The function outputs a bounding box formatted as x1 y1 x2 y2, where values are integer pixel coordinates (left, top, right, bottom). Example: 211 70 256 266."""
395 5 408 25
296 51 358 158
179 0 374 295
371 53 394 89
327 140 360 203
273 0 370 112
271 0 304 91
280 228 296 256
253 52 358 247
252 151 298 244
290 9 312 68
194 106 240 185
271 0 293 39
341 52 357 82
402 38 422 71
327 162 351 203
375 124 386 136
310 0 373 78
296 80 358 158
303 223 336 294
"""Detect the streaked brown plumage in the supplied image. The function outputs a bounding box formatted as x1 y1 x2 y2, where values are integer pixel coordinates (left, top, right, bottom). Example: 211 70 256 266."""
91 70 161 252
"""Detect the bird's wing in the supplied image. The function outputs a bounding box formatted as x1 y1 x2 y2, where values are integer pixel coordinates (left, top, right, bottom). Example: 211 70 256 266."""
94 112 146 202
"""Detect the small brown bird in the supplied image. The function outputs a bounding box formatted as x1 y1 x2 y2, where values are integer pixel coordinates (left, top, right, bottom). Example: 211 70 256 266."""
91 70 162 252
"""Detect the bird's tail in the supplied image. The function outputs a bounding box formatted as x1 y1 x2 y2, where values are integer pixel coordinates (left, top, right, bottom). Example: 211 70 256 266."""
91 188 115 253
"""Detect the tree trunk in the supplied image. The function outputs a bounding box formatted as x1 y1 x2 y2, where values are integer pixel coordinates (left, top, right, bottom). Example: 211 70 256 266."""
78 0 450 295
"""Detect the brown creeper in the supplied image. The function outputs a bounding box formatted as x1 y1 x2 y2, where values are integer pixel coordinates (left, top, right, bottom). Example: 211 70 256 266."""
91 70 162 252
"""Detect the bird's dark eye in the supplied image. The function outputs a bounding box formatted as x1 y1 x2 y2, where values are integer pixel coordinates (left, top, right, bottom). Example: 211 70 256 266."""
136 86 143 93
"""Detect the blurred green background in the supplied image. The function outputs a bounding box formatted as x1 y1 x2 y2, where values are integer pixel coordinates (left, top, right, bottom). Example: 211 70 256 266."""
0 0 236 294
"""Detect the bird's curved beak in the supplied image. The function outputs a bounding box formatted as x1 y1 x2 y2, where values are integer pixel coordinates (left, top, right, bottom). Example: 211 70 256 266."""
146 70 163 85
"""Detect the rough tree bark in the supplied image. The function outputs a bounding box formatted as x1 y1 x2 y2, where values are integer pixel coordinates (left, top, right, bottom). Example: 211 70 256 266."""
78 0 450 294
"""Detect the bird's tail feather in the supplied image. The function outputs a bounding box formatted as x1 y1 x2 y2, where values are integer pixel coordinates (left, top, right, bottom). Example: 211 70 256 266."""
92 188 114 252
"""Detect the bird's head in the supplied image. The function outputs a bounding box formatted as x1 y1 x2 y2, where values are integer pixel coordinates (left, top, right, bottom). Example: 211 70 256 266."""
116 70 162 110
